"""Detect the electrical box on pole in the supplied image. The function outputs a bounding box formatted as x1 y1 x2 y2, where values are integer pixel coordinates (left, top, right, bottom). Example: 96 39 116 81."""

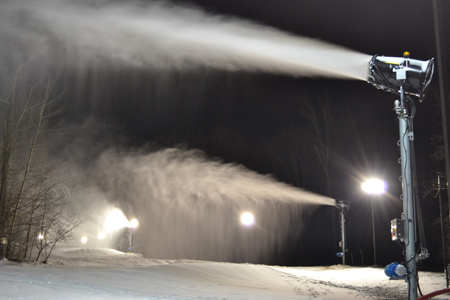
391 218 405 242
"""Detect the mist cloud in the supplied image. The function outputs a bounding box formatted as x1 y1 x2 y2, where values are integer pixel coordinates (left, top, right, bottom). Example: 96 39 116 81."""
66 138 334 262
0 0 371 79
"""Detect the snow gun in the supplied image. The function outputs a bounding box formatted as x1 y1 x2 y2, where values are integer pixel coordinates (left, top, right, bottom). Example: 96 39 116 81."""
367 52 434 102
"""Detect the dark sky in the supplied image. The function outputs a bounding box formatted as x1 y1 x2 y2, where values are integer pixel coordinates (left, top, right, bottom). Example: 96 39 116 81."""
182 0 441 59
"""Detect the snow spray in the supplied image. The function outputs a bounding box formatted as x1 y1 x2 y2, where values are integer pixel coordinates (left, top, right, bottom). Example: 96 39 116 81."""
0 0 371 80
69 146 334 262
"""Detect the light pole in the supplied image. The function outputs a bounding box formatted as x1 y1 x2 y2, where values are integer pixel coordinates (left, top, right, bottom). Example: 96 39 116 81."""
38 233 44 249
128 218 139 252
362 178 386 266
438 175 449 288
336 201 350 265
240 212 254 263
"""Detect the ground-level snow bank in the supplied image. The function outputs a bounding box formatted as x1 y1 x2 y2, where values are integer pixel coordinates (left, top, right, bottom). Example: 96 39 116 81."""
0 248 449 300
274 265 450 299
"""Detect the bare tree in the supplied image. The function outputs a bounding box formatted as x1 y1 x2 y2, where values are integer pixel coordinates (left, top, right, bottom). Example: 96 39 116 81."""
296 90 333 196
0 60 84 261
35 201 85 263
267 126 307 188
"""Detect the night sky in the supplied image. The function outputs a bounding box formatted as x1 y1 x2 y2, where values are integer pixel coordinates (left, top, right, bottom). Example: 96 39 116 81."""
2 0 450 269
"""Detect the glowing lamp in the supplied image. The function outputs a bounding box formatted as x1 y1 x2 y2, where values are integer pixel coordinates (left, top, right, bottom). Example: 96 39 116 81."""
97 232 105 240
81 236 88 244
362 179 386 195
104 208 130 232
240 212 255 226
367 53 434 101
129 218 139 229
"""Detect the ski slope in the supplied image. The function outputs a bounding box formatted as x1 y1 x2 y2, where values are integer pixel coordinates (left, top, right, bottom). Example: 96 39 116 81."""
0 248 448 299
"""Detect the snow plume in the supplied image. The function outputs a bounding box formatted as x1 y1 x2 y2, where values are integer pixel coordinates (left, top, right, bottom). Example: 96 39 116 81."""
93 148 334 206
0 0 371 80
68 145 334 263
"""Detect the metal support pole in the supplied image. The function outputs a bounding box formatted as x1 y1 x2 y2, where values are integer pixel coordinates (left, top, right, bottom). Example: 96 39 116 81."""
438 175 449 288
341 205 346 265
395 87 418 300
0 236 6 259
433 0 450 219
245 230 249 263
371 199 377 266
129 229 133 252
337 201 349 265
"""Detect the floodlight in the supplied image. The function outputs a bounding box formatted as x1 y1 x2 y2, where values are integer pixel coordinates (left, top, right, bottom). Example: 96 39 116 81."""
97 232 105 240
367 52 434 101
240 212 255 226
104 208 129 232
129 218 139 229
362 179 386 195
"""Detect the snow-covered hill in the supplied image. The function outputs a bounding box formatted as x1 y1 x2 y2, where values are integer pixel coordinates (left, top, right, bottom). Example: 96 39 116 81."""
0 248 448 299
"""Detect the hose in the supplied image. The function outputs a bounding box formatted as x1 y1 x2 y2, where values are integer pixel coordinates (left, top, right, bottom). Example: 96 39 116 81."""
416 288 450 300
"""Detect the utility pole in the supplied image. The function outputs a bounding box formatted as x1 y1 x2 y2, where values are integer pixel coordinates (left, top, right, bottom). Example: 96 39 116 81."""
438 175 449 288
432 0 450 219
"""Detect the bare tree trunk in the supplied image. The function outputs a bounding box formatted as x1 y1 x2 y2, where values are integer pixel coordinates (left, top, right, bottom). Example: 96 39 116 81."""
23 184 41 259
9 85 48 243
35 202 48 262
0 72 28 256
4 72 64 259
1 59 39 237
0 115 12 240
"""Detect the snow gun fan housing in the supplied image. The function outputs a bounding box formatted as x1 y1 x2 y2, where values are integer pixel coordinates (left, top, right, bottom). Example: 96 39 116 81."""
367 53 434 102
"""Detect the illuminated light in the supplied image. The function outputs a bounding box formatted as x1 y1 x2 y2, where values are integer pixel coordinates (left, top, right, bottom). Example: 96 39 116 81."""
129 218 139 229
37 234 44 240
240 212 255 226
97 232 105 240
362 179 386 195
81 236 88 243
104 208 130 232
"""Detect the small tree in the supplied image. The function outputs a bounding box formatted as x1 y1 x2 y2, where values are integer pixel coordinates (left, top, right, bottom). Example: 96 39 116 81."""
296 90 333 196
0 59 84 261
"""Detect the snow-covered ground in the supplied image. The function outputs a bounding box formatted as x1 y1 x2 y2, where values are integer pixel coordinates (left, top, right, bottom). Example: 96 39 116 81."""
1 248 449 300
